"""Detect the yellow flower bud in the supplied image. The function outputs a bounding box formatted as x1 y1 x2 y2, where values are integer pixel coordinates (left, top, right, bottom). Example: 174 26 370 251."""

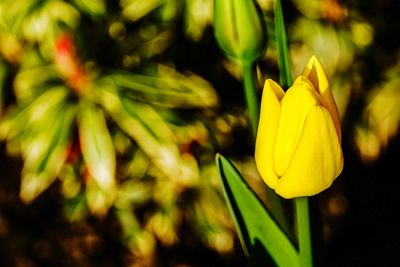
255 56 343 199
214 0 266 62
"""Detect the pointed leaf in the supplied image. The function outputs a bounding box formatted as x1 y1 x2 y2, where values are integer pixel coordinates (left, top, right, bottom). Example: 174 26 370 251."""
85 177 115 216
78 101 116 192
216 154 299 267
120 99 175 143
79 102 117 215
0 87 69 141
98 87 199 185
105 65 218 108
20 104 75 203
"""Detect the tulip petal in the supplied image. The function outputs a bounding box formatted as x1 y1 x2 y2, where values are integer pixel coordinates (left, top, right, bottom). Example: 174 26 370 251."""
255 79 284 189
276 106 343 199
302 56 341 142
273 76 320 177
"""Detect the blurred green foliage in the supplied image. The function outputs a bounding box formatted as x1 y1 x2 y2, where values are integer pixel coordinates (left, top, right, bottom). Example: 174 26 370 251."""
0 0 400 265
0 0 233 262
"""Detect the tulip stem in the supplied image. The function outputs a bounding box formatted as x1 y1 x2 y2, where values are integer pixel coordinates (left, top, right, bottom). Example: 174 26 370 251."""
295 197 313 267
275 0 293 90
242 61 259 138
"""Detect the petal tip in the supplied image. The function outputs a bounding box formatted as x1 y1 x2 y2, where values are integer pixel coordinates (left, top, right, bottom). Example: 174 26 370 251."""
293 75 315 90
305 55 322 70
309 55 319 63
263 79 285 100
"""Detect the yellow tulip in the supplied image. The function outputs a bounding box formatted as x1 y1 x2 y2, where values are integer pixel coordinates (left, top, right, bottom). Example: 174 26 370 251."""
255 56 343 199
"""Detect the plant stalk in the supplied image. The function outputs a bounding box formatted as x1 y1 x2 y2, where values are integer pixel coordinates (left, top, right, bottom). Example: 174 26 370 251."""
242 61 259 138
295 197 313 267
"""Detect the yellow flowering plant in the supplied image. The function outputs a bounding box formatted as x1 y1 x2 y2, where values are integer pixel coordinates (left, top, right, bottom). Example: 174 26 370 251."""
215 0 344 266
255 56 343 199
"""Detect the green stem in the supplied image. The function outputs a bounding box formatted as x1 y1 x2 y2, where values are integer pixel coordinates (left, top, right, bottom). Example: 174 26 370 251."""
242 61 259 138
275 0 293 90
295 197 313 267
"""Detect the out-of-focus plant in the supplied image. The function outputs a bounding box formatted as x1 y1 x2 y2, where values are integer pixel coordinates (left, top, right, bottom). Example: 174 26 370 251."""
0 59 7 113
0 0 80 48
120 0 213 42
355 60 400 161
0 0 238 260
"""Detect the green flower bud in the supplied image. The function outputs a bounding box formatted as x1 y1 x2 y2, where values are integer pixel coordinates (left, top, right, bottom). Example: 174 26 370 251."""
214 0 267 62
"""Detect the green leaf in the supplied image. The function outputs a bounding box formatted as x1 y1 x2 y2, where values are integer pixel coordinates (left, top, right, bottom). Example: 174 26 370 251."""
98 87 199 185
64 192 88 222
19 103 75 203
14 65 60 101
85 177 114 216
0 60 7 113
275 0 292 89
0 87 69 142
0 0 79 42
121 0 164 22
105 65 218 108
72 0 106 17
189 184 233 252
216 154 299 267
115 179 152 208
78 101 117 215
79 101 116 190
120 99 175 143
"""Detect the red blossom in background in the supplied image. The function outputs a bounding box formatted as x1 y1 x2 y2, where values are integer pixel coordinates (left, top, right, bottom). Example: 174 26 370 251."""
54 33 89 93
